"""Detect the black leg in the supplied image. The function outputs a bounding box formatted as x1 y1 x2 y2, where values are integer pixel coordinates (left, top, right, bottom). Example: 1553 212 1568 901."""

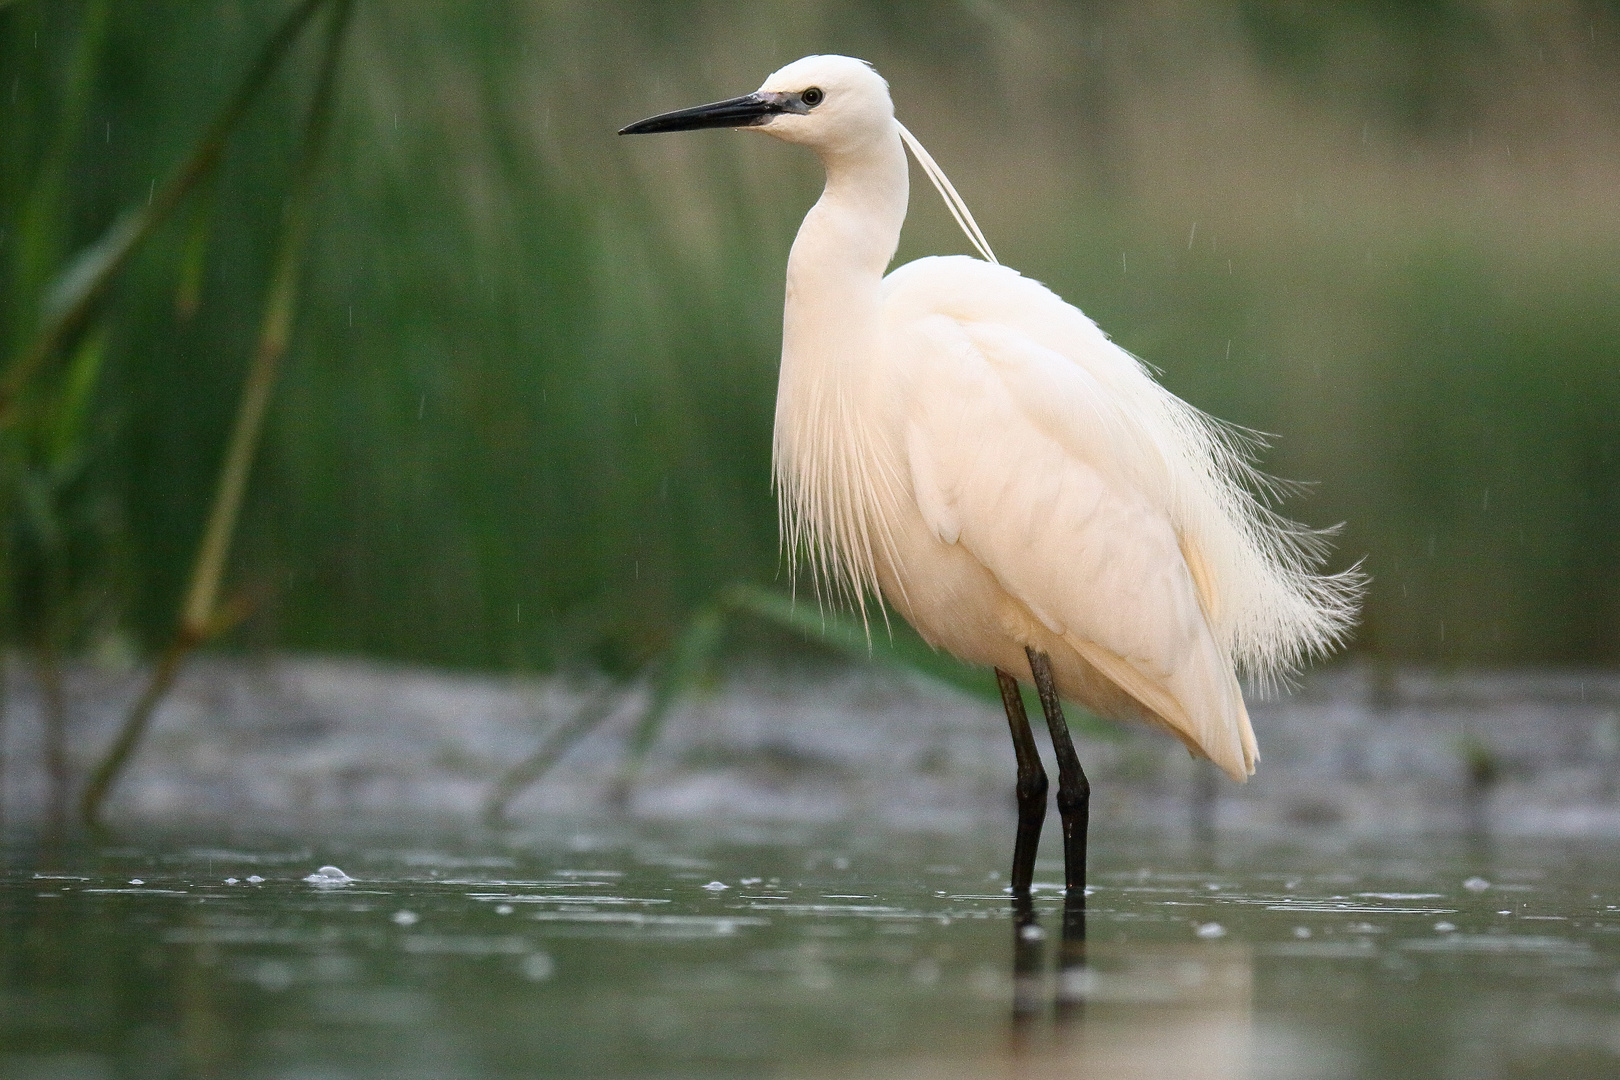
997 667 1048 897
1025 648 1090 896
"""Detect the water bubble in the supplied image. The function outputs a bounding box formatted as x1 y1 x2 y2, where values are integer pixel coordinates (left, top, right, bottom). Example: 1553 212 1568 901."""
246 875 265 884
128 879 144 886
702 881 728 892
224 878 239 885
1019 923 1046 942
495 904 515 915
741 877 763 886
1463 877 1491 892
304 866 354 886
521 952 555 982
392 910 420 926
1293 927 1312 939
1434 921 1457 932
1195 922 1226 939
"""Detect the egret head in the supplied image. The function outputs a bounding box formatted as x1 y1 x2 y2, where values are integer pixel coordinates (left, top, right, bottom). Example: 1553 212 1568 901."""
619 55 895 155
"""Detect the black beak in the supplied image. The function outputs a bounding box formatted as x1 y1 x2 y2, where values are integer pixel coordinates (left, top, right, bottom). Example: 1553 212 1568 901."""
619 91 804 135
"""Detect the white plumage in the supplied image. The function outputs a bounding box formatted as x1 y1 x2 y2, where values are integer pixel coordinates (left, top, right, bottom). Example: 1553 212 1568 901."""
628 55 1360 784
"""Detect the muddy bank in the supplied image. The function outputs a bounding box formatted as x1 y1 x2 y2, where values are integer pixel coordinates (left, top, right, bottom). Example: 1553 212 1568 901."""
2 656 1616 836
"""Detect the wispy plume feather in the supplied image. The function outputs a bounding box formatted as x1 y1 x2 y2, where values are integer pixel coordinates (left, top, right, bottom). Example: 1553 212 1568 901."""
896 121 998 265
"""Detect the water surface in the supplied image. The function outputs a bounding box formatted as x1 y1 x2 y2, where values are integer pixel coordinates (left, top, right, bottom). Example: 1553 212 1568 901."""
4 826 1618 1078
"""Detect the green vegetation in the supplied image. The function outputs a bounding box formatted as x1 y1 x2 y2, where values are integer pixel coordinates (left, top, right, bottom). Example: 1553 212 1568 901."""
2 0 1616 716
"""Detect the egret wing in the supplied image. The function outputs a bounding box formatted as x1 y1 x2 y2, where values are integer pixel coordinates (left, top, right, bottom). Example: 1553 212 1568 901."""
883 258 1255 776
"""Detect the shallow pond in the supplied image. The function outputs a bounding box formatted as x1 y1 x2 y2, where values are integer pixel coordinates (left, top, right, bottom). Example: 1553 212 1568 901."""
4 825 1619 1079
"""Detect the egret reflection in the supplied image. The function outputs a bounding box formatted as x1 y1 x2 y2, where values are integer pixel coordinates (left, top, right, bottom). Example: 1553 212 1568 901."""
1009 888 1090 1028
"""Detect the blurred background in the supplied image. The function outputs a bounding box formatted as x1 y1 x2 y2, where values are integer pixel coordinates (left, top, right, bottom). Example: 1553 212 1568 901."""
2 0 1619 828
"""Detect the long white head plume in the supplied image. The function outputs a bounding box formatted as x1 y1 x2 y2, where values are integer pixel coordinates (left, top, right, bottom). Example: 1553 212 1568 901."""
896 122 998 265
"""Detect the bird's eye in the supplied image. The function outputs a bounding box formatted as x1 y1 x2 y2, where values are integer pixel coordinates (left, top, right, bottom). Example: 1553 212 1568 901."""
801 87 824 107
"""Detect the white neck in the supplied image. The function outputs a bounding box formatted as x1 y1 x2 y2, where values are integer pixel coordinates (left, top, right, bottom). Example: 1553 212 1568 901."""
786 130 910 291
773 123 910 617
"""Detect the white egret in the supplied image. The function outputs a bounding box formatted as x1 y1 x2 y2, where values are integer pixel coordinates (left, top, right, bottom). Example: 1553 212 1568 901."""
621 56 1359 896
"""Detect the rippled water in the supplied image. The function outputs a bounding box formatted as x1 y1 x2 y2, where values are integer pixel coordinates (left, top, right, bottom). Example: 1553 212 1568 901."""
4 826 1619 1079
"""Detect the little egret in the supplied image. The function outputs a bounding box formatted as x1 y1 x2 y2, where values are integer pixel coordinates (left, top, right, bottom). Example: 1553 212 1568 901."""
621 56 1359 897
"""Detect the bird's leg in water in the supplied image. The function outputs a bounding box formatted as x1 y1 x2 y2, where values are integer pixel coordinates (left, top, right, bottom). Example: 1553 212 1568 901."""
997 667 1048 896
1026 648 1090 895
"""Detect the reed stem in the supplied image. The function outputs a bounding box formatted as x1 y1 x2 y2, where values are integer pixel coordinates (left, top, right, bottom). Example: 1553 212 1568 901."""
36 646 69 840
483 684 624 827
79 0 355 830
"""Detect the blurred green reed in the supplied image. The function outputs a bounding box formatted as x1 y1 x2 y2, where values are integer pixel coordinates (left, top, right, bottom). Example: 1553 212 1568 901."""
76 0 356 829
1 0 1617 741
